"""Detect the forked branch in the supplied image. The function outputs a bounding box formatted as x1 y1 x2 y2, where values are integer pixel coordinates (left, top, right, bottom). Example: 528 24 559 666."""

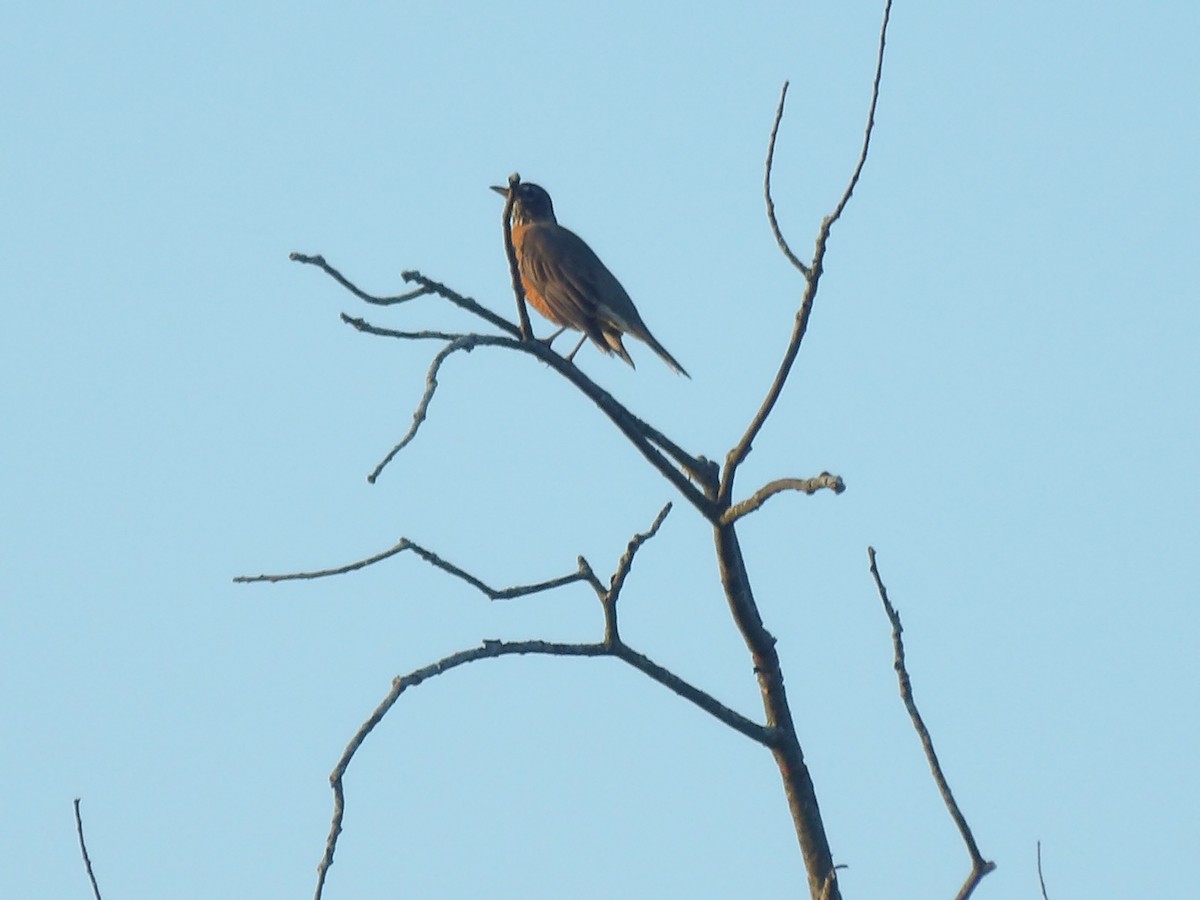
722 0 893 506
294 255 719 513
700 8 894 897
290 253 521 337
366 335 481 484
310 505 768 900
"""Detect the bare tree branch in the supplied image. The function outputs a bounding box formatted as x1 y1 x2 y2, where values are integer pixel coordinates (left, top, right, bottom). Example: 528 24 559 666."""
605 502 673 613
602 507 768 741
73 798 103 900
598 503 671 645
868 546 995 899
340 312 467 343
289 252 433 306
312 635 768 900
235 539 411 583
712 519 838 898
400 270 522 338
292 243 720 507
694 11 896 898
609 641 769 744
328 295 720 511
1037 841 1050 900
586 505 769 741
350 323 712 494
367 336 478 484
723 0 893 507
722 473 846 524
822 0 892 233
764 82 812 279
235 537 595 599
485 338 718 512
313 505 764 899
290 252 524 340
403 542 599 601
314 639 609 900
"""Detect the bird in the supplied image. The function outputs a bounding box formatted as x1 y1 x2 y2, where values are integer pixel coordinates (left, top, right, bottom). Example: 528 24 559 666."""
491 181 689 376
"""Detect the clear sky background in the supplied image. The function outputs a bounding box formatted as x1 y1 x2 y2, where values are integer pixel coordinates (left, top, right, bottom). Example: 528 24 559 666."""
3 2 1197 898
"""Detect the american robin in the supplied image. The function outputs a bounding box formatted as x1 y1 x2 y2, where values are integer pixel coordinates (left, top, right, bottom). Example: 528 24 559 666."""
491 182 689 376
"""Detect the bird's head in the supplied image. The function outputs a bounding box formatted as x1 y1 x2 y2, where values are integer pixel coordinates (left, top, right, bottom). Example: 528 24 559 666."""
490 181 557 225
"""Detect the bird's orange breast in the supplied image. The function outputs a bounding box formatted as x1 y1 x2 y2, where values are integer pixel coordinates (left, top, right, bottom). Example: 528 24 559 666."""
511 221 572 327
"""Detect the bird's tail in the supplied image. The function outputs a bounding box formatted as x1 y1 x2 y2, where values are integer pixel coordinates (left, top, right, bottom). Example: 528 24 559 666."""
638 331 689 378
601 328 689 377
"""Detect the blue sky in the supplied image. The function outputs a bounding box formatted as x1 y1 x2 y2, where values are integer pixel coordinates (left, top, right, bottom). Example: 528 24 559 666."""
3 1 1197 897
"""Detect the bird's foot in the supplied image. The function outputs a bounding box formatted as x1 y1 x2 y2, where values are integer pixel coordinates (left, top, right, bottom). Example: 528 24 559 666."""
564 333 588 363
530 326 566 349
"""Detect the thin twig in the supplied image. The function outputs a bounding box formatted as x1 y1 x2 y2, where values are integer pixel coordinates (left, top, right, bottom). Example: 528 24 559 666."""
868 547 996 899
404 542 596 601
236 537 593 599
598 502 671 643
822 0 892 233
764 82 812 279
235 539 415 583
339 313 466 342
606 503 673 608
1037 841 1050 900
722 473 846 524
401 270 521 338
291 252 522 338
73 798 103 900
367 336 479 483
290 253 433 306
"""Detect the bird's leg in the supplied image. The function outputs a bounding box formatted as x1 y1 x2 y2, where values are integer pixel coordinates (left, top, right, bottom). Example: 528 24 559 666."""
564 333 588 363
539 325 567 348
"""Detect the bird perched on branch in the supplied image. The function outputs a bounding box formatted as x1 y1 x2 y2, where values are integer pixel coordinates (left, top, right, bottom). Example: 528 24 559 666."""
491 181 689 376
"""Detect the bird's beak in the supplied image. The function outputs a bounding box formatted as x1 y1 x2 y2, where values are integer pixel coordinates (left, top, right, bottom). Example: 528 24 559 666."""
490 185 509 198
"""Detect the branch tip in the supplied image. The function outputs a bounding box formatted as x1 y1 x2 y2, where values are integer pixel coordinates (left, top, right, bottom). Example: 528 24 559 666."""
764 81 811 278
73 798 104 900
723 473 845 523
